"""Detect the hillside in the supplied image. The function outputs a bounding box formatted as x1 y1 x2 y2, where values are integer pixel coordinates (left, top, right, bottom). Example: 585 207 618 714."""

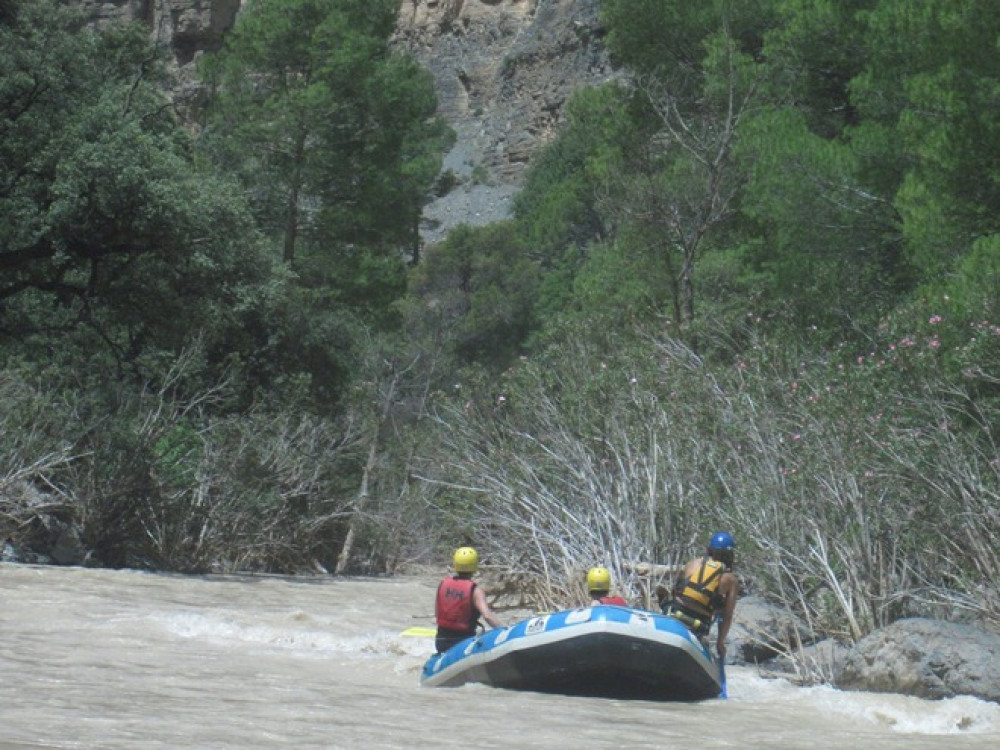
75 0 617 243
392 1 617 242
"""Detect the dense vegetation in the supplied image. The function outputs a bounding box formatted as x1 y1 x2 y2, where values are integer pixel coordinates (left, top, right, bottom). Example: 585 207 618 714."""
2 0 997 665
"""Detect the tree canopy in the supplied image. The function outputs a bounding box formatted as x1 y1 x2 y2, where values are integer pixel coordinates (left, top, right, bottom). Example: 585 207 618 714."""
198 0 450 279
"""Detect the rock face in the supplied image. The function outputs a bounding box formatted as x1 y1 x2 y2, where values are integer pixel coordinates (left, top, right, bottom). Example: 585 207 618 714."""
728 595 817 664
394 0 615 184
836 618 1000 703
76 0 240 64
394 0 618 242
394 0 615 243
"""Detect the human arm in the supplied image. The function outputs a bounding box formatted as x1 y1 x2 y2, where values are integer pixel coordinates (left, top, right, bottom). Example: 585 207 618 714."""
715 573 739 659
473 585 503 629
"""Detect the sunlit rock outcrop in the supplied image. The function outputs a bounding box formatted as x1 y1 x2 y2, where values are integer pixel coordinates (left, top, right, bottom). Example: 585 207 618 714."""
394 0 615 184
837 618 1000 703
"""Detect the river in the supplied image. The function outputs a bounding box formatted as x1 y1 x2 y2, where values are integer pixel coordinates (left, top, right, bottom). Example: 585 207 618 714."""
1 564 998 749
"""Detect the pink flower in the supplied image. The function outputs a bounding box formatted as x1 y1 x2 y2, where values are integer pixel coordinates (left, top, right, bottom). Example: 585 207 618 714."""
929 315 942 325
929 337 940 348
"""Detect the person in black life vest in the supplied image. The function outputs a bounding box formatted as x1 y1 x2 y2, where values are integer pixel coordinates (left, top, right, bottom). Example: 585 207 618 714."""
586 567 628 607
434 546 503 654
665 532 740 660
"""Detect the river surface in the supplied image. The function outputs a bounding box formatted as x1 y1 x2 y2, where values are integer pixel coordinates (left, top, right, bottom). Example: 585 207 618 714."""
2 564 998 749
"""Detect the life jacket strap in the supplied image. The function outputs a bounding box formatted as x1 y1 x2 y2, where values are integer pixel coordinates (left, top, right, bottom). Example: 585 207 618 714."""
666 604 709 635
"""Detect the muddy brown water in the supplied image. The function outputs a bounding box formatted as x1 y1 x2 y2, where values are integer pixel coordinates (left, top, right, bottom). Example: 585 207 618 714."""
2 565 998 749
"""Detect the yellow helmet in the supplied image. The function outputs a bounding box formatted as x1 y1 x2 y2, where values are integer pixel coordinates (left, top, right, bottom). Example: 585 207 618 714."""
587 567 612 593
453 546 479 573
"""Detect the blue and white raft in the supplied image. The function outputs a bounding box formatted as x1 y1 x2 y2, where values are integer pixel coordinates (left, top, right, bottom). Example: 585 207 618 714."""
420 605 722 701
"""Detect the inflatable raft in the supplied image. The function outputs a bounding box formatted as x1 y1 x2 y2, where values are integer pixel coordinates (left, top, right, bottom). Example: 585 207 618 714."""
420 604 723 701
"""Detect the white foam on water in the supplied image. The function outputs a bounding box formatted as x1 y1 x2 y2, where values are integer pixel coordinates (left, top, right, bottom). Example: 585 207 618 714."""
147 610 434 661
731 668 1000 735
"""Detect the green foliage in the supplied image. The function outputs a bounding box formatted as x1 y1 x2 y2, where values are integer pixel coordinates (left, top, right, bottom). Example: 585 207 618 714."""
0 0 276 384
761 0 875 137
737 108 909 331
514 84 653 325
515 85 634 255
851 0 1000 279
602 0 777 80
408 223 538 370
950 235 1000 323
198 0 449 282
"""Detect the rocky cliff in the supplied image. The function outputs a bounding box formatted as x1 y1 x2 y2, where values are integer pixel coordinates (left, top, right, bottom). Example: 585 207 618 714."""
395 0 617 241
77 0 241 64
74 0 618 242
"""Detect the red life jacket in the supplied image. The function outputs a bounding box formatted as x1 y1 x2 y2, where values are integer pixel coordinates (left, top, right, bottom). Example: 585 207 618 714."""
435 576 477 633
598 595 628 607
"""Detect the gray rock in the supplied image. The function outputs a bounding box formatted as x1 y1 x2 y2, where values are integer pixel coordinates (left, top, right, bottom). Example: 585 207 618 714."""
50 524 88 566
729 595 817 665
836 617 1000 703
395 0 621 242
2 539 23 563
767 638 850 685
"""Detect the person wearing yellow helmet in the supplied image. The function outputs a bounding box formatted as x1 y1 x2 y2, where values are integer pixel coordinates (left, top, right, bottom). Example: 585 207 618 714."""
586 567 629 607
434 546 503 654
665 532 740 660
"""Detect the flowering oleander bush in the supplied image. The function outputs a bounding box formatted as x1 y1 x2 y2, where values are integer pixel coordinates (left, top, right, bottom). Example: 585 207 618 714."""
419 313 1000 642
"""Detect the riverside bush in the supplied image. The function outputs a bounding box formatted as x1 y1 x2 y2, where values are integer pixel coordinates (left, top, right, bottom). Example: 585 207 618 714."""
0 352 366 573
417 316 1000 641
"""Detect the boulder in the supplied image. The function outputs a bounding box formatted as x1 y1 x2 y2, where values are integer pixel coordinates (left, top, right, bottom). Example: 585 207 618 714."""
728 595 817 665
50 523 88 566
836 617 1000 703
767 638 851 685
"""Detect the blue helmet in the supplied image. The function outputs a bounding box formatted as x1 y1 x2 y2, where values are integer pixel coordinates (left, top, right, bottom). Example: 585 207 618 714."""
708 532 735 551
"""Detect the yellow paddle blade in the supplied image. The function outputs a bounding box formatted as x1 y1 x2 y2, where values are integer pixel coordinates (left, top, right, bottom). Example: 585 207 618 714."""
400 626 436 637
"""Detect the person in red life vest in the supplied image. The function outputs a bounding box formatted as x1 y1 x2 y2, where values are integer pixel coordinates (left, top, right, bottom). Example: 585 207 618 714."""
434 546 503 654
586 567 629 607
665 532 740 660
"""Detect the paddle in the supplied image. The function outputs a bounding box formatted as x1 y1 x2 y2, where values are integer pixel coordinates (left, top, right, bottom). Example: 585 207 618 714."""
400 626 436 637
712 612 728 699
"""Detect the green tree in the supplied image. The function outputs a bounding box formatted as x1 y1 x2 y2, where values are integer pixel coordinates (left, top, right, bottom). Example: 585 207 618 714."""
408 223 538 370
736 107 907 332
852 0 1000 280
602 0 778 82
760 0 876 139
198 0 449 278
0 0 269 377
514 84 648 321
